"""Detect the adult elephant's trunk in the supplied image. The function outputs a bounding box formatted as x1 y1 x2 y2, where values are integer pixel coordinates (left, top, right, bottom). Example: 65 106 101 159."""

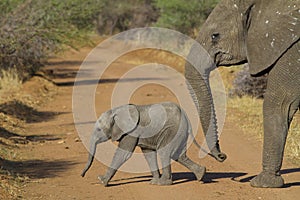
81 136 97 177
185 45 226 162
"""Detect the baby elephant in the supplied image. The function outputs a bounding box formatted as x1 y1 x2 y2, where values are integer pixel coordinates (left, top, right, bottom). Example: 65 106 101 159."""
81 102 209 186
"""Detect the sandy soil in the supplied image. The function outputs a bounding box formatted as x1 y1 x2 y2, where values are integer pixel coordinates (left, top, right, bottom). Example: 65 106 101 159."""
17 42 300 200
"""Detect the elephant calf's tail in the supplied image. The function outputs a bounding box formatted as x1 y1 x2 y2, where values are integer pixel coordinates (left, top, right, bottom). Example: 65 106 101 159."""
182 109 227 162
181 109 209 155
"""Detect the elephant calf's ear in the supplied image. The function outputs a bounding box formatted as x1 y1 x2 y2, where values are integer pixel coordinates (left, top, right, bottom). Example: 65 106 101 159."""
111 118 122 141
111 105 139 141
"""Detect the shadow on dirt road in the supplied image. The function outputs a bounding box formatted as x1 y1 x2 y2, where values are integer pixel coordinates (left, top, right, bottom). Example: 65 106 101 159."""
1 159 78 179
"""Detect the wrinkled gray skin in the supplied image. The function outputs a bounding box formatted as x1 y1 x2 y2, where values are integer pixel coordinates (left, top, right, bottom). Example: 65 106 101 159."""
185 0 299 188
81 102 217 186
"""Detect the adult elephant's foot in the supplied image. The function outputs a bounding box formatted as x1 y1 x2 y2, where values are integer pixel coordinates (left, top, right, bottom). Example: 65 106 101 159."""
250 171 284 188
194 166 206 181
98 175 109 187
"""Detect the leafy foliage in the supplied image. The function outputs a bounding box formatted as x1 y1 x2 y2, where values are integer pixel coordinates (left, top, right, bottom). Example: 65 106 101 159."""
0 0 220 80
58 0 105 30
96 0 158 35
0 0 104 80
154 0 219 36
0 0 25 17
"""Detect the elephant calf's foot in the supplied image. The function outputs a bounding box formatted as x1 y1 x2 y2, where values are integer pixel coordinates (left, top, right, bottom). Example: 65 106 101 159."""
194 166 206 181
250 171 284 188
149 177 160 185
98 175 109 187
151 177 172 186
158 178 173 186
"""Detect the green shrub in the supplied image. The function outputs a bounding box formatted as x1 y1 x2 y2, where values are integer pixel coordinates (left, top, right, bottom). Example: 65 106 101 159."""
96 0 158 35
0 0 104 80
0 0 25 17
154 0 219 36
54 0 105 30
0 0 221 81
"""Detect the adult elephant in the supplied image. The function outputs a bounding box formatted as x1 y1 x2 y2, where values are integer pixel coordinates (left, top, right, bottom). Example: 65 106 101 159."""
185 0 299 188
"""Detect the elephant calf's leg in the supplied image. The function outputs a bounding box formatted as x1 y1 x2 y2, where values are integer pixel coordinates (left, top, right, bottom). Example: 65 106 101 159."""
177 153 206 181
99 135 138 186
157 154 172 185
99 147 133 186
142 148 161 184
98 167 117 186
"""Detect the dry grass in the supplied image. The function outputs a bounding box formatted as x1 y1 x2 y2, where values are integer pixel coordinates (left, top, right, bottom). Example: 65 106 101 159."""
0 135 26 200
286 114 300 163
0 71 57 199
0 69 24 199
0 166 27 200
227 96 264 137
0 69 22 100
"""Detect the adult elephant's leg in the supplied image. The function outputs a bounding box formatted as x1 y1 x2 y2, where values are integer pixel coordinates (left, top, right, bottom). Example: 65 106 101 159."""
176 153 206 181
141 148 160 184
251 42 300 188
99 135 138 186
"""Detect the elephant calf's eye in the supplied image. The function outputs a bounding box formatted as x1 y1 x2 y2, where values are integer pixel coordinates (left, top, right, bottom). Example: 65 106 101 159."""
211 33 220 42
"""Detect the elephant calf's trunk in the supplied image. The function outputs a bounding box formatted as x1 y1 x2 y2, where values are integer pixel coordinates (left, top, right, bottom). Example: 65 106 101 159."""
81 153 95 177
81 131 102 177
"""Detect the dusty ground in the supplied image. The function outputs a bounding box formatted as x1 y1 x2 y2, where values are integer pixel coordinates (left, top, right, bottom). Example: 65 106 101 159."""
4 41 300 199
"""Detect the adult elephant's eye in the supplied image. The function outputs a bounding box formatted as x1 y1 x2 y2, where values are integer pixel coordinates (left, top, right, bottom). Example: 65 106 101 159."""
211 32 220 42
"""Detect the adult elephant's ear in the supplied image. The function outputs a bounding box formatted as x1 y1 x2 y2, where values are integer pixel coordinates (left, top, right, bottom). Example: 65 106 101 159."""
246 1 299 75
111 104 139 141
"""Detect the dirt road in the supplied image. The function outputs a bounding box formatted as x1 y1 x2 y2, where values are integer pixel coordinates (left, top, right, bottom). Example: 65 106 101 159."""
20 43 300 200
